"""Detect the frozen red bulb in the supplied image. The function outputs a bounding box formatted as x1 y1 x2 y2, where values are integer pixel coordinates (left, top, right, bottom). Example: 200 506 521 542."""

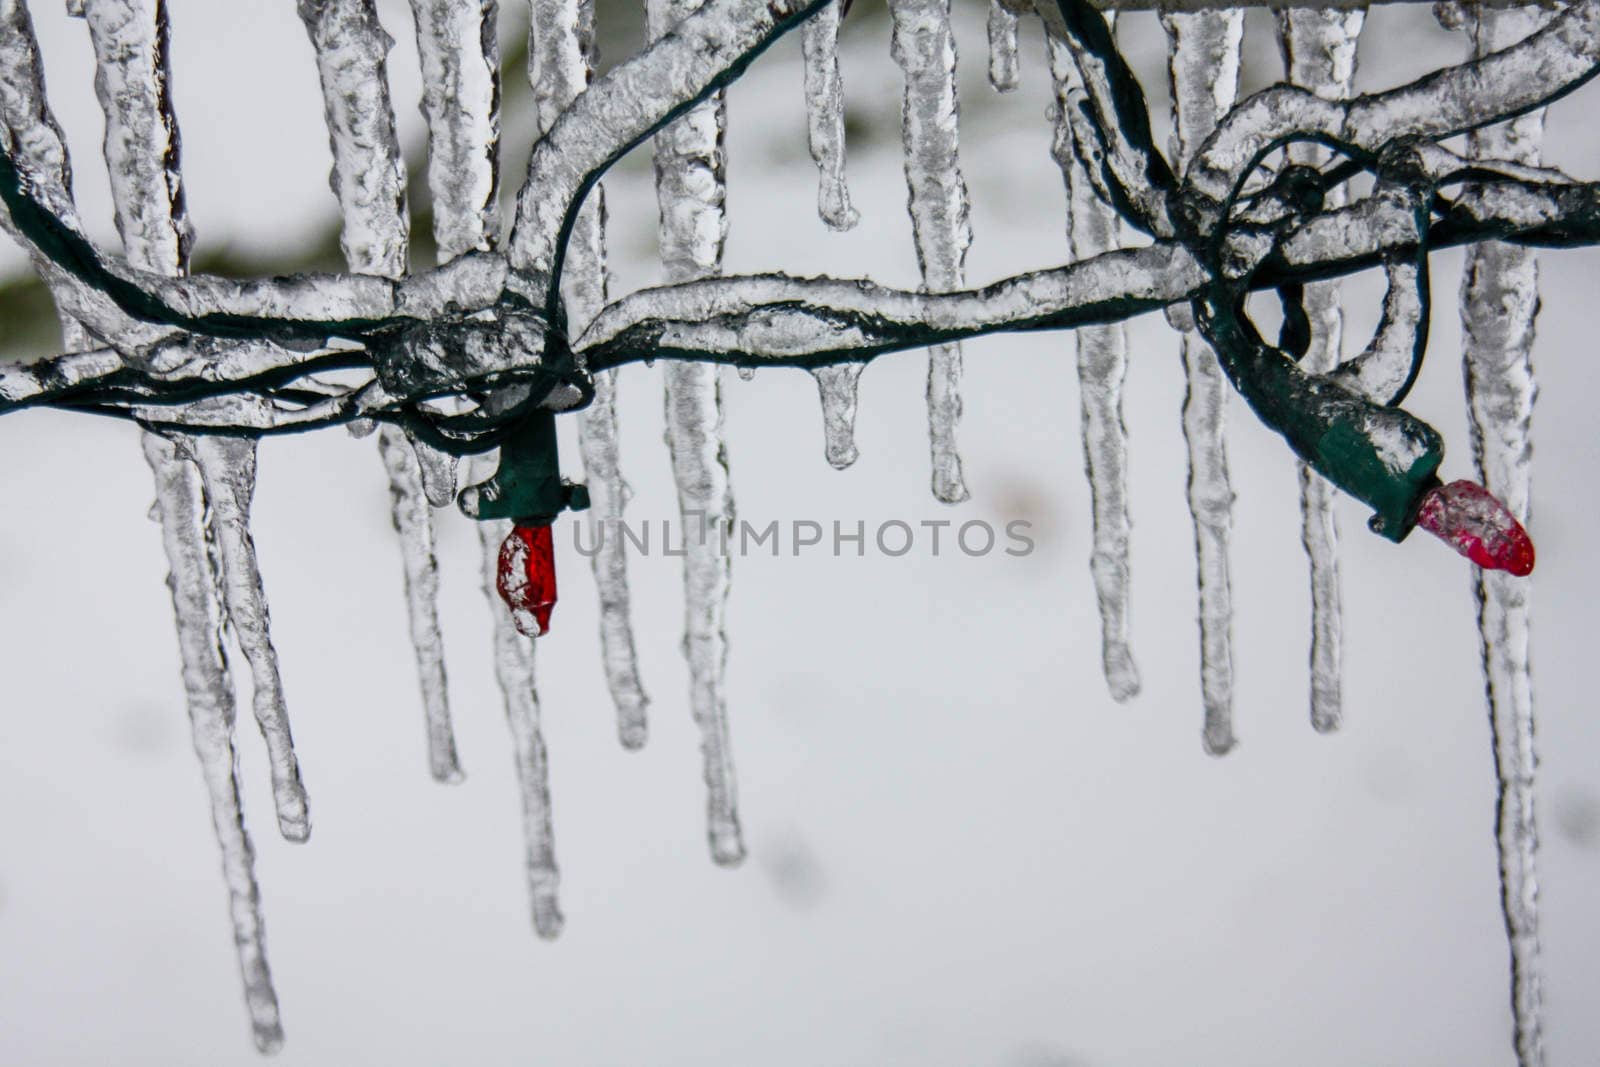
1414 480 1535 577
497 523 558 636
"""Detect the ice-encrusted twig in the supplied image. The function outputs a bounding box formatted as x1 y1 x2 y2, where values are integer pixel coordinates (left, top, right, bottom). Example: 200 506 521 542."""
801 0 859 230
300 0 463 782
571 173 1600 372
144 433 283 1053
988 0 1020 92
0 0 106 350
509 0 827 287
889 0 971 504
1455 7 1550 1064
1184 0 1600 217
532 0 650 747
1277 6 1364 734
649 0 744 866
1047 24 1137 702
76 0 283 1047
1164 9 1242 756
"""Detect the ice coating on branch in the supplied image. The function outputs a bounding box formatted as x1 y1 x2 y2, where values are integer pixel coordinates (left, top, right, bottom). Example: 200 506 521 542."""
301 0 465 781
1046 26 1137 702
1278 6 1363 734
532 0 650 747
80 1 286 1046
0 0 122 345
144 434 283 1053
1457 7 1552 1063
474 498 564 937
888 0 971 504
987 0 1019 93
378 425 462 782
799 0 862 461
509 0 823 279
800 0 858 230
191 425 312 839
1164 10 1241 755
650 0 744 866
297 0 409 277
1332 254 1425 403
813 362 862 469
408 0 499 259
1185 0 1600 216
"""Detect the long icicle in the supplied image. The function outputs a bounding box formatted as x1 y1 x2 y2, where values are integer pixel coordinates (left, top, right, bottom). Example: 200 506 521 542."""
191 424 313 838
407 0 510 784
1046 21 1138 703
409 0 572 916
888 0 971 504
1278 7 1364 734
299 0 464 782
1162 9 1243 756
76 0 283 1047
531 0 651 748
472 455 564 936
648 0 745 867
1457 7 1550 1063
144 434 284 1052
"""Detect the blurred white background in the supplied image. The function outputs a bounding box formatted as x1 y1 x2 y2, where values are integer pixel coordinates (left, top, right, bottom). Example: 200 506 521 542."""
1 1 1598 1064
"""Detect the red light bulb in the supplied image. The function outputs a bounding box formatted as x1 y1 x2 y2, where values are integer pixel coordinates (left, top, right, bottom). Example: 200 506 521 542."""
1414 480 1535 577
497 523 558 636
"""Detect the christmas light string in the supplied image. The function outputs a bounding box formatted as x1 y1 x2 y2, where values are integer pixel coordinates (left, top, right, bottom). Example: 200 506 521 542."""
4 0 1596 633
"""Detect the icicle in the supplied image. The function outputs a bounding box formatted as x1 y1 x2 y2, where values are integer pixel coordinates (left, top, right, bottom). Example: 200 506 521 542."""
1457 6 1552 1063
1046 24 1138 703
888 0 972 504
190 424 313 839
800 0 858 231
297 0 408 277
1278 7 1363 734
1162 10 1243 756
79 0 285 1045
813 363 862 470
144 434 283 1053
576 367 651 746
378 425 462 782
532 0 651 748
473 456 564 937
301 0 465 780
408 0 499 260
987 0 1019 93
648 0 743 864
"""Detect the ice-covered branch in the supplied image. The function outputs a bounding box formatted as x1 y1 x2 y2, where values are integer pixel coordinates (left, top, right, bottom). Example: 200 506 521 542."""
1183 0 1599 221
575 176 1600 371
508 0 828 299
